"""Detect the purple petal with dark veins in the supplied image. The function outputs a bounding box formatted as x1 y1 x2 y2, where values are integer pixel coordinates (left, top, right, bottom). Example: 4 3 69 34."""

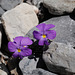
46 30 56 40
8 42 17 52
13 36 23 45
12 50 18 57
44 39 50 45
36 23 46 32
21 48 32 56
38 38 45 45
44 24 55 31
21 37 33 46
33 31 41 40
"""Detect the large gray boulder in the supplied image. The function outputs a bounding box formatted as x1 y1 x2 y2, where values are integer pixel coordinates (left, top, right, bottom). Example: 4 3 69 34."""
43 0 75 15
26 16 75 47
2 3 38 41
43 42 75 74
44 16 75 47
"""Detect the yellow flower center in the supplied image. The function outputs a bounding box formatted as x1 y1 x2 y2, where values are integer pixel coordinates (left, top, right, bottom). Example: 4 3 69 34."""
24 46 26 47
18 49 21 52
42 34 46 38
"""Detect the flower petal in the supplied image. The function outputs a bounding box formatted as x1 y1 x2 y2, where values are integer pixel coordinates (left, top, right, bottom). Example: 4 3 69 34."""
36 23 46 32
47 30 56 40
21 37 33 46
33 31 41 40
44 39 50 45
38 38 45 45
21 48 32 56
20 46 28 50
13 36 23 45
12 51 18 57
8 42 17 52
44 24 55 31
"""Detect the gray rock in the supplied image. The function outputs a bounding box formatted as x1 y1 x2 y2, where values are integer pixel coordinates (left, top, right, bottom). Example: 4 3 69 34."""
45 16 75 47
25 0 43 8
32 68 57 75
0 7 5 16
26 16 75 47
0 0 23 10
43 42 75 74
19 57 57 75
2 3 38 41
32 0 43 8
0 64 9 75
19 57 39 75
43 0 75 15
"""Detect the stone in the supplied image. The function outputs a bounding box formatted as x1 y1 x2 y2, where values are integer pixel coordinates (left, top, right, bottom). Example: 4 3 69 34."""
0 70 7 75
0 64 9 75
43 0 75 15
19 57 57 75
2 3 38 41
44 16 75 47
0 0 23 10
25 0 43 8
32 5 39 14
32 0 43 8
26 16 75 47
32 68 57 75
19 57 39 75
0 7 5 16
43 42 75 74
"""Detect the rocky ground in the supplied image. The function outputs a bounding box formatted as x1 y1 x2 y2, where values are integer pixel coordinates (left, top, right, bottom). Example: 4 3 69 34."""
0 0 75 75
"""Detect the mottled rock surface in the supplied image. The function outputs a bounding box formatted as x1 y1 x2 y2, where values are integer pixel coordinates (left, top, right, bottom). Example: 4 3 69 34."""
19 57 57 75
43 42 75 74
0 0 23 10
19 57 39 75
43 0 75 15
32 68 57 75
2 3 38 41
26 16 75 47
24 0 43 8
0 7 5 16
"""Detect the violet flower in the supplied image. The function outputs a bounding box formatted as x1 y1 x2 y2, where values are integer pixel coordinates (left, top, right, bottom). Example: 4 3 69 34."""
8 36 33 59
33 23 56 45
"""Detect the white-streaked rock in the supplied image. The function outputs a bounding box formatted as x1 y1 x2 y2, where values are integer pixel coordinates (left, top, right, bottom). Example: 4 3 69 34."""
2 3 38 41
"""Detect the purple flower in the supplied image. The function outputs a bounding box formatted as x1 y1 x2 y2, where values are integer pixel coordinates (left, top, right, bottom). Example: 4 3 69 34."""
33 23 56 45
8 36 33 59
